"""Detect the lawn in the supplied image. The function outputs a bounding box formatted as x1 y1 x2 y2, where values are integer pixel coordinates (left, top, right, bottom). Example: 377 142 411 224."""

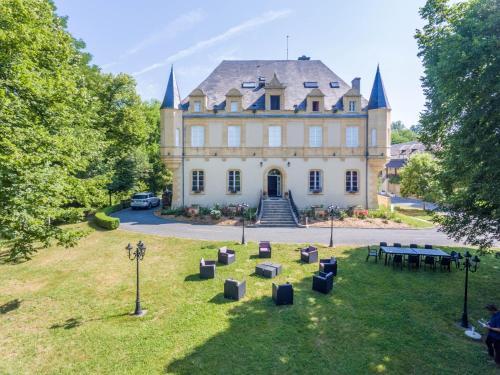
394 207 436 228
1 223 499 374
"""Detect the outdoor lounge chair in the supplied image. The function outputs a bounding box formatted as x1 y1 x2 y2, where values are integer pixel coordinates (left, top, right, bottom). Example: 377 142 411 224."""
366 245 378 262
259 241 272 258
440 257 451 272
409 243 418 248
393 243 402 248
312 272 334 294
272 282 294 305
408 254 420 270
301 246 318 263
319 257 337 276
424 244 433 249
423 256 436 270
392 254 403 270
199 258 216 279
224 279 246 300
218 246 235 265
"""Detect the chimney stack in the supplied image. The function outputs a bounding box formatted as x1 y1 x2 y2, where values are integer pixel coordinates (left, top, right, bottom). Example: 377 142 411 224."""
352 77 361 92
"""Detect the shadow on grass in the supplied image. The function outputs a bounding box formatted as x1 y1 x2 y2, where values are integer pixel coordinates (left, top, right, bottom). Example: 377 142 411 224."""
208 293 233 305
248 254 261 259
0 299 21 314
50 317 82 330
184 274 204 282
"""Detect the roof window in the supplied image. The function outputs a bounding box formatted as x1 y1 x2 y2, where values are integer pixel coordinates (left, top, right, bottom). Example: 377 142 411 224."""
241 82 256 88
330 81 340 88
304 81 319 88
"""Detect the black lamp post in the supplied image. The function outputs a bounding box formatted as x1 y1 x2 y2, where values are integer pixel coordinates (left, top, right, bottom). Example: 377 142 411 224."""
327 205 338 248
460 250 480 328
238 203 249 245
126 241 147 316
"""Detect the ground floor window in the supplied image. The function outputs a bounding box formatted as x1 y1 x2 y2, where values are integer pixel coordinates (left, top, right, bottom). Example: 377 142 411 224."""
228 170 241 193
345 170 358 193
309 170 322 193
192 170 204 193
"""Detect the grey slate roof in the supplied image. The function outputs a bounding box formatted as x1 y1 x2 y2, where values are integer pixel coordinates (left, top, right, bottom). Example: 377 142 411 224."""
181 60 369 111
390 141 426 158
386 159 407 169
161 65 181 109
367 65 390 110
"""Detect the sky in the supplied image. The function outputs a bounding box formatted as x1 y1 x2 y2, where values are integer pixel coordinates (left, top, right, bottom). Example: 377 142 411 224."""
53 0 429 126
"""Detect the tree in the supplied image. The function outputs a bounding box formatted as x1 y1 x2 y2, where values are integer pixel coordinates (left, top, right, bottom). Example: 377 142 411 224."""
399 153 442 210
415 0 499 250
391 121 418 144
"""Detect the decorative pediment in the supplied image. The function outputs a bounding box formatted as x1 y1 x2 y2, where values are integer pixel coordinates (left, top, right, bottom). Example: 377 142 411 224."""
189 88 206 97
226 88 243 97
265 72 286 89
307 88 325 97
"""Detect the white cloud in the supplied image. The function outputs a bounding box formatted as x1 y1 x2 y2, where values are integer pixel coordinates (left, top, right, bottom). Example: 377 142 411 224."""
132 9 292 76
125 9 204 56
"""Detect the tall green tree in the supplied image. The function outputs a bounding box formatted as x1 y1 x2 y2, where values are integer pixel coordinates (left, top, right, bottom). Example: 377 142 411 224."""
400 153 442 210
415 0 499 250
391 121 419 144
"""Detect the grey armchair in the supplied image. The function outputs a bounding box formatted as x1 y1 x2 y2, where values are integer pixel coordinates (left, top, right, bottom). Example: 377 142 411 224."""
319 257 337 276
224 279 246 300
300 246 318 263
312 271 334 294
272 282 293 305
199 258 216 279
218 246 235 265
259 241 272 258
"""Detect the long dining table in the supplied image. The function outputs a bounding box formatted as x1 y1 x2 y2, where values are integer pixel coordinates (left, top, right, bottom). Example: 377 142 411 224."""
380 246 450 266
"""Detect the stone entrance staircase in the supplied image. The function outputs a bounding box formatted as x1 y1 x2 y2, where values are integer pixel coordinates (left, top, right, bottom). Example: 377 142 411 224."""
257 198 298 227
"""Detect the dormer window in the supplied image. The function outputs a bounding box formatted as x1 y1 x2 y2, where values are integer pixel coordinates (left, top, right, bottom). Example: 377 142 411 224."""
312 101 320 112
349 100 356 112
270 95 281 110
230 101 238 112
330 81 340 88
193 101 201 112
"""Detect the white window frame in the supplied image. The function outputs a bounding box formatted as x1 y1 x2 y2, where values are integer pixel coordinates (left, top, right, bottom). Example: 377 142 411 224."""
227 170 241 193
193 101 201 112
191 126 204 147
227 126 240 147
309 126 322 147
371 128 377 146
309 170 322 193
348 100 356 112
346 127 359 147
175 128 180 147
192 170 204 192
230 101 238 112
268 126 281 147
345 170 359 193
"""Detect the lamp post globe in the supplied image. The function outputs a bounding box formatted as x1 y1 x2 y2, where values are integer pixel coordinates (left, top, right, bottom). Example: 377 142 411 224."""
327 205 337 248
238 203 249 245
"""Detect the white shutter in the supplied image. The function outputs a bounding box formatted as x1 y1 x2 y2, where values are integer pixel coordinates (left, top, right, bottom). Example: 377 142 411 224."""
346 127 359 147
230 101 238 112
175 128 180 147
371 128 377 146
191 126 204 147
228 126 240 147
268 126 281 147
309 126 322 147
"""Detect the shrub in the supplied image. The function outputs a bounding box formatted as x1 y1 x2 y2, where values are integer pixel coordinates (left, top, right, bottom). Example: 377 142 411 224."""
388 175 401 184
199 207 211 216
94 204 121 230
338 210 347 221
394 218 402 223
210 209 222 220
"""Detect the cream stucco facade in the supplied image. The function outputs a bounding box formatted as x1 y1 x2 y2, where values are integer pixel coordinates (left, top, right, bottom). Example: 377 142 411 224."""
160 60 391 210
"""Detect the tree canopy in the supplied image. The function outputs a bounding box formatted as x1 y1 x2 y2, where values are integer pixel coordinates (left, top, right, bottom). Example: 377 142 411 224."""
391 121 419 144
0 0 169 260
415 0 499 250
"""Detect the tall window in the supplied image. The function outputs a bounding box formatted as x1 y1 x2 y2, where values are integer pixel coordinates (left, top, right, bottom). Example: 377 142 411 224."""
345 170 358 193
270 95 281 110
371 128 377 146
228 170 241 193
346 127 359 147
227 126 240 147
175 128 180 147
192 170 204 192
193 101 201 112
191 126 204 147
309 126 322 147
309 170 322 193
312 101 320 112
268 126 281 147
230 101 238 112
348 100 356 112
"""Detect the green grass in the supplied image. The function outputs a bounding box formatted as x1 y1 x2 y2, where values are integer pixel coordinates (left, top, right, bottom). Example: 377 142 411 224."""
1 223 499 374
393 207 436 228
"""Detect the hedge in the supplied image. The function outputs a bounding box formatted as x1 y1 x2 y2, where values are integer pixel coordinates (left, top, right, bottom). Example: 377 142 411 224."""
94 203 122 230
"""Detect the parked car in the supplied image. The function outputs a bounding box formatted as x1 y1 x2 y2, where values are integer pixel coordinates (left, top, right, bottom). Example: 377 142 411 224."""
130 192 160 209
